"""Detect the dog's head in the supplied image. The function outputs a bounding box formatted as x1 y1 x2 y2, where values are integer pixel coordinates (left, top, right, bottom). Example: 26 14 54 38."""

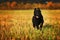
34 8 41 18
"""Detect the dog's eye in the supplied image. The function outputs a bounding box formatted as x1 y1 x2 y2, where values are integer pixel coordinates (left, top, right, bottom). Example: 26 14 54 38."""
36 13 39 15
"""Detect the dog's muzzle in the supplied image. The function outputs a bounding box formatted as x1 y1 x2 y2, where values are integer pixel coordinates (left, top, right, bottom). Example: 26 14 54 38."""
36 16 39 18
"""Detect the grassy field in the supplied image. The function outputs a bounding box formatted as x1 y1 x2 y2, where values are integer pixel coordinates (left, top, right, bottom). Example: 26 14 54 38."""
0 10 60 40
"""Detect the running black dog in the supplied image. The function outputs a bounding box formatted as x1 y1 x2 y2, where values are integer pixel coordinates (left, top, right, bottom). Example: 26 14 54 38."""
32 8 44 30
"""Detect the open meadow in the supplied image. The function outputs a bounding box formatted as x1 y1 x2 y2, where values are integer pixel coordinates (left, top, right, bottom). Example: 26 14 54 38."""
0 10 60 40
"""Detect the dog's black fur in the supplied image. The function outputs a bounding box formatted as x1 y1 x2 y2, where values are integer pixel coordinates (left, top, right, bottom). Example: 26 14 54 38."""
32 8 44 30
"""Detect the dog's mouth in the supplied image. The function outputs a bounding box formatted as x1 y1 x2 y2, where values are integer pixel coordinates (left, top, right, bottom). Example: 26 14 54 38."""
36 16 39 18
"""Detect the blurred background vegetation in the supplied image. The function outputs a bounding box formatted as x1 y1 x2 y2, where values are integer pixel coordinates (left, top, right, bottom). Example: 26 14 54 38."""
0 0 60 10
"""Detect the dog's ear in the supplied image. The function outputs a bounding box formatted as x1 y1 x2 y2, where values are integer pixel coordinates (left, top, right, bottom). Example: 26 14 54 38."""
34 8 36 10
34 8 36 15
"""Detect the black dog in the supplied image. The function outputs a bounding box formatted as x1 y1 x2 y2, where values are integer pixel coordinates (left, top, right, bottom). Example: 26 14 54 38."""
32 8 44 30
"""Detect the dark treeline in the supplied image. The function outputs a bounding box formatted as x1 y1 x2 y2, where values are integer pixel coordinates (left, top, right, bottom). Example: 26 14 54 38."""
0 0 60 4
0 0 60 10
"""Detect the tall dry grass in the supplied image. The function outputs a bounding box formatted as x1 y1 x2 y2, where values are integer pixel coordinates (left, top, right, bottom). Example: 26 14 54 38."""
0 10 60 40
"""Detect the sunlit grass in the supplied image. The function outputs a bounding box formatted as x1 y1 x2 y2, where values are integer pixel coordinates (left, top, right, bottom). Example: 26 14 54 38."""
0 10 60 40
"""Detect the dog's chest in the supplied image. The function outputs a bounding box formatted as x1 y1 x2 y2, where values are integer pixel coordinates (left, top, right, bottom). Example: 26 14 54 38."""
34 17 41 22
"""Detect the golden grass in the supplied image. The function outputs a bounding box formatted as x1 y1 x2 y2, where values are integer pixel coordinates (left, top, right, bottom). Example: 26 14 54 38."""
0 10 60 40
